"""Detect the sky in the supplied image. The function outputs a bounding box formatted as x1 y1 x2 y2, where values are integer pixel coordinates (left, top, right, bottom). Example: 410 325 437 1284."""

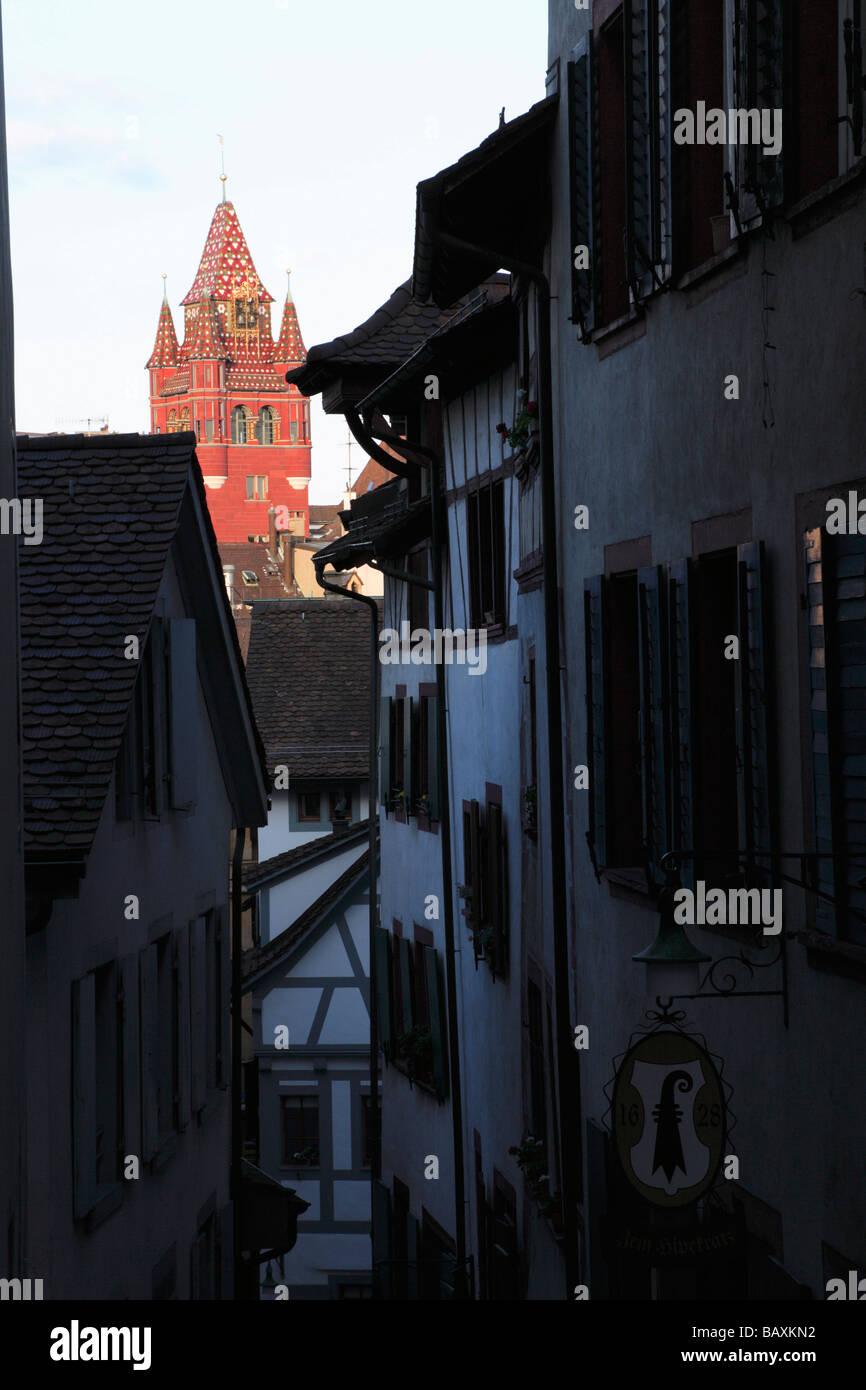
2 0 547 502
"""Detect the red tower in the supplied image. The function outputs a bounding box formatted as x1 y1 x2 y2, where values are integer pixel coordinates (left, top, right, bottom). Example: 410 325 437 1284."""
146 197 311 543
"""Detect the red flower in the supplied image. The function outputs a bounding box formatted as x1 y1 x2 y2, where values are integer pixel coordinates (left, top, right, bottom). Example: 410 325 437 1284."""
527 401 538 415
496 422 508 435
508 1145 519 1155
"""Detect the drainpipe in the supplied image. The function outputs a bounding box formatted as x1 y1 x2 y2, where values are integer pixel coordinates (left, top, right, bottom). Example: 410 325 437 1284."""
231 825 246 1298
425 224 580 1296
347 405 470 1300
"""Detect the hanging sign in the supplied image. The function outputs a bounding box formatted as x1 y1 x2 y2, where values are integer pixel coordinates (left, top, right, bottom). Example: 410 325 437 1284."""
611 1029 726 1209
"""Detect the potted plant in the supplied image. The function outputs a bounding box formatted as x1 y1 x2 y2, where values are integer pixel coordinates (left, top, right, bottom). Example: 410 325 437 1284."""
291 1145 319 1166
396 1025 434 1084
509 1136 561 1221
415 792 432 818
496 395 539 453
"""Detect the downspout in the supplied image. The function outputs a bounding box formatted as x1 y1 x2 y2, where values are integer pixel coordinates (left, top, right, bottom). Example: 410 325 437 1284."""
427 224 580 1296
348 405 471 1300
231 825 246 1298
312 568 381 1180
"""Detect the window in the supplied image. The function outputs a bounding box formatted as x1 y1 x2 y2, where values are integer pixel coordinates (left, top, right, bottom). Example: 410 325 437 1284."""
190 1209 219 1300
596 10 629 324
721 0 785 233
490 1172 521 1300
584 544 772 891
467 480 506 629
245 475 267 501
281 1095 320 1165
461 794 508 975
195 419 201 441
380 695 411 815
374 926 449 1098
204 417 214 444
669 0 727 273
526 978 547 1145
413 691 440 821
804 524 866 943
256 407 277 445
329 788 352 823
232 406 250 444
115 617 197 822
205 911 226 1092
420 1212 457 1301
298 791 322 822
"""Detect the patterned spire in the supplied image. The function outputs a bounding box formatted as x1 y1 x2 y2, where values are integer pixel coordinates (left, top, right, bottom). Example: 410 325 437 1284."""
181 201 273 305
275 270 307 366
146 282 180 368
186 294 226 360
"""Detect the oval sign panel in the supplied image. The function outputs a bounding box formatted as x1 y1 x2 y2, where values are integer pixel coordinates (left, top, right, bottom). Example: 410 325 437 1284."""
612 1030 725 1209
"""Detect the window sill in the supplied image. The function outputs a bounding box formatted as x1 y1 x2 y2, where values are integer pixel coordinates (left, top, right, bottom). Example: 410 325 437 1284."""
675 241 746 301
390 1058 442 1102
787 157 866 241
799 927 866 985
604 867 655 909
593 306 646 361
514 550 544 594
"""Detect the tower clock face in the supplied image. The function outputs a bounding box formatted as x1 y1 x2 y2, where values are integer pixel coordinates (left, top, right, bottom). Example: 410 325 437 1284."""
234 297 257 330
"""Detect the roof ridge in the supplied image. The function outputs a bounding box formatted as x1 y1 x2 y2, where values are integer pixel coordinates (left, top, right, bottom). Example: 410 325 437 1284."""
16 430 197 452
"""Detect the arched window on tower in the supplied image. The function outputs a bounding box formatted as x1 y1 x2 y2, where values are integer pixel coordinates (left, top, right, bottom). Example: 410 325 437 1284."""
232 406 251 444
256 406 277 446
179 406 191 433
167 409 177 434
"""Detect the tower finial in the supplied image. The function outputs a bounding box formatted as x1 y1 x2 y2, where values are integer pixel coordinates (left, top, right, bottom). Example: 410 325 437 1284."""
161 272 168 303
285 269 292 301
217 133 227 202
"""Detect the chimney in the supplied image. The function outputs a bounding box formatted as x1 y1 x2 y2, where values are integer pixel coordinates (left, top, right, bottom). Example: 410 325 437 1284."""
281 533 295 591
268 505 277 554
223 563 235 605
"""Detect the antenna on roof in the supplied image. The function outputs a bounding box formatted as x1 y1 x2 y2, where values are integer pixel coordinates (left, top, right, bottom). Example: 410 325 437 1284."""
217 133 227 202
499 106 506 128
342 429 355 491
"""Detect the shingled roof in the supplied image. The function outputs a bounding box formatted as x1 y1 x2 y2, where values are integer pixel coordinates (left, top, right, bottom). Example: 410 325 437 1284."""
245 600 377 779
18 431 266 868
18 433 192 863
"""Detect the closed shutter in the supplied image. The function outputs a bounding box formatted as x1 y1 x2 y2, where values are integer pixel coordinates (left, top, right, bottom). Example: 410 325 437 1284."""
625 0 655 297
637 565 670 885
397 936 414 1037
423 946 450 1100
736 541 773 887
373 927 392 1057
463 798 483 929
190 917 207 1113
656 0 672 273
372 1180 391 1294
71 973 96 1219
668 558 695 889
805 528 837 934
120 954 141 1161
584 575 608 868
406 1212 421 1301
484 802 508 976
568 34 596 336
216 907 229 1089
140 944 159 1161
403 696 414 809
168 619 197 810
147 617 167 818
426 695 441 820
379 697 392 811
174 925 190 1129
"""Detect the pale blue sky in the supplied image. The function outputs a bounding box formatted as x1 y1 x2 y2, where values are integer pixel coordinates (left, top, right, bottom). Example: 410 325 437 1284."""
2 0 546 501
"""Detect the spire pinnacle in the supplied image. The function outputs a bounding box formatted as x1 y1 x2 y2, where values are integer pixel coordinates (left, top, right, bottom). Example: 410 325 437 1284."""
285 269 293 302
161 272 168 304
218 133 227 203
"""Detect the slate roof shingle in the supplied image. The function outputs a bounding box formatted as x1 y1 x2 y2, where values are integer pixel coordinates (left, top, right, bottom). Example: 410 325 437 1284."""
245 600 377 779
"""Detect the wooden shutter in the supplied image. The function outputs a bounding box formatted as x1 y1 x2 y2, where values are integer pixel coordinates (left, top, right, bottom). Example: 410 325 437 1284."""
120 954 141 1161
625 0 654 297
379 697 392 811
168 619 197 810
140 945 159 1160
426 696 441 820
568 34 596 335
406 1212 421 1300
148 616 167 817
71 973 96 1218
397 936 414 1037
174 925 190 1129
484 802 508 976
668 558 695 890
373 927 392 1057
736 541 773 887
372 1180 391 1288
584 575 608 868
423 946 450 1100
462 798 483 929
655 0 672 273
637 565 670 885
190 917 207 1113
804 528 837 934
404 696 415 811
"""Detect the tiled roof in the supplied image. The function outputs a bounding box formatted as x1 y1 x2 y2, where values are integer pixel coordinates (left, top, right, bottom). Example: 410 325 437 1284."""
185 293 226 361
224 364 288 393
245 600 377 778
275 273 307 366
287 279 482 396
219 541 297 602
244 818 370 889
353 457 395 494
241 846 371 990
17 433 193 862
308 504 342 542
181 201 274 305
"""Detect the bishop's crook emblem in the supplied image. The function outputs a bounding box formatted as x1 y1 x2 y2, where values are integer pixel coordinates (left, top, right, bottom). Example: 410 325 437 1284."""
651 1069 694 1182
